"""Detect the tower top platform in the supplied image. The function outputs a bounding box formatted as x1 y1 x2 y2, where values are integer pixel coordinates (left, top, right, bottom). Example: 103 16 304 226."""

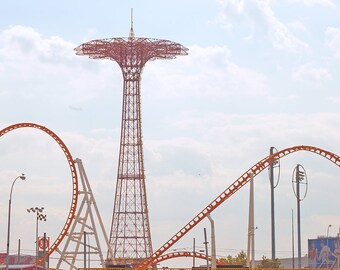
74 36 188 67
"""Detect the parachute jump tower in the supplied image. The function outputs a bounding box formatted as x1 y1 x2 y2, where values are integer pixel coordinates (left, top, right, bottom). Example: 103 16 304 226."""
75 13 188 267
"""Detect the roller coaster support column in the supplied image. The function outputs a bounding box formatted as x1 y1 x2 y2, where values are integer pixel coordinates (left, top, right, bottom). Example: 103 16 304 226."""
207 214 216 269
247 173 255 268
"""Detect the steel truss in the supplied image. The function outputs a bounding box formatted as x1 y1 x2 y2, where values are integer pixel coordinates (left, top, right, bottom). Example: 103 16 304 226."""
56 159 113 269
75 26 188 266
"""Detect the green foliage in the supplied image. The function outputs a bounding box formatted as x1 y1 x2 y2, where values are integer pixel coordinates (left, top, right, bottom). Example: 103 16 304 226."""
216 250 247 267
256 256 281 268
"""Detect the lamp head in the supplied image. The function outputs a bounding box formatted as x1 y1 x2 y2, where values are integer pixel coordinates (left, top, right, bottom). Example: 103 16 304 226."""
27 207 44 213
19 174 26 180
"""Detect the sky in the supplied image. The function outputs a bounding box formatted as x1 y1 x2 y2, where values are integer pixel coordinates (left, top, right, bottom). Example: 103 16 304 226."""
0 0 340 268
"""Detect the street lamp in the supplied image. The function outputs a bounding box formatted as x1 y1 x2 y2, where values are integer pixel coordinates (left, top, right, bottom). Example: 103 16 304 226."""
6 174 26 270
27 207 47 270
327 224 332 269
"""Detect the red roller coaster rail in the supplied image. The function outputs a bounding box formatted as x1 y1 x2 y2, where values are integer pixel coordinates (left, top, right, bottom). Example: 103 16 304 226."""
137 145 340 269
0 122 78 260
154 252 210 265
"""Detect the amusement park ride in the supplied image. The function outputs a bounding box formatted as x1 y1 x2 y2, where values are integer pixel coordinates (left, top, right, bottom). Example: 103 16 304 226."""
74 11 188 267
1 12 340 270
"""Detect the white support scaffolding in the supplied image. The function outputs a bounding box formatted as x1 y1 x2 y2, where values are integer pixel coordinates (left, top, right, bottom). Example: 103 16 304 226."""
55 158 114 269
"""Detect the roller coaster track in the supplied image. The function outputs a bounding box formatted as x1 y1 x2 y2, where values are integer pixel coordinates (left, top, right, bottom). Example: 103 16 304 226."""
154 252 210 265
137 145 340 269
0 122 78 259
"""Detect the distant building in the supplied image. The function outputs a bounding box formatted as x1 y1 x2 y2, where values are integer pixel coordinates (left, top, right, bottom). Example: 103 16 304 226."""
0 265 43 270
0 253 36 265
278 255 308 268
0 253 42 270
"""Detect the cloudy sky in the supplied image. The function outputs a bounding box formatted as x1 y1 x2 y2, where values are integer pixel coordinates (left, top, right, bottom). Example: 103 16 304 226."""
0 0 340 268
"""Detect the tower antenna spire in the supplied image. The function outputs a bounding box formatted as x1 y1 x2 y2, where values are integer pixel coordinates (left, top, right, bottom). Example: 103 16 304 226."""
129 8 135 39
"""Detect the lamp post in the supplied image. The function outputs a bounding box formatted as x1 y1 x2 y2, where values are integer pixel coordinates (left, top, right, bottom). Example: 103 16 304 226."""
6 174 26 270
27 207 46 270
327 224 332 269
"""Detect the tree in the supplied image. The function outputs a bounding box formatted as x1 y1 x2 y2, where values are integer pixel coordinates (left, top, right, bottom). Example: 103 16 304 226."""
256 256 281 268
217 251 247 267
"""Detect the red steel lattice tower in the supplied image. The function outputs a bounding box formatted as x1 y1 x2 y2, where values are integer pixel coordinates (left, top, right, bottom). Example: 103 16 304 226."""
75 17 188 266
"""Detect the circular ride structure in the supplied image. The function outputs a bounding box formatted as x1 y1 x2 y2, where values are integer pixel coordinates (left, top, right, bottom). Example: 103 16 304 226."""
137 145 340 269
0 122 78 259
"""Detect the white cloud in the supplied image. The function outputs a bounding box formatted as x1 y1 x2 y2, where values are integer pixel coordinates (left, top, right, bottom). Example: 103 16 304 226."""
0 25 119 104
143 45 268 99
0 25 269 115
0 25 74 68
325 27 340 58
286 0 336 7
325 96 340 104
257 1 309 52
292 63 332 83
287 20 307 32
266 94 299 104
215 0 246 29
216 0 309 52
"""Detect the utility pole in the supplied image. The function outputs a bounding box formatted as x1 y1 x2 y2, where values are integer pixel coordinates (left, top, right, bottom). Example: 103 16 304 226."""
193 238 196 268
204 228 209 270
269 146 276 261
292 164 308 269
292 209 294 269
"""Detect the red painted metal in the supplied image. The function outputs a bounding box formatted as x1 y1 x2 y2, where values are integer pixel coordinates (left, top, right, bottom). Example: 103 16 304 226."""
153 252 210 264
136 145 340 269
0 123 78 261
75 30 188 265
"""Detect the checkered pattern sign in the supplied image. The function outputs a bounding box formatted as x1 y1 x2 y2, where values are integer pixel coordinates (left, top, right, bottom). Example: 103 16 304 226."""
37 213 47 221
